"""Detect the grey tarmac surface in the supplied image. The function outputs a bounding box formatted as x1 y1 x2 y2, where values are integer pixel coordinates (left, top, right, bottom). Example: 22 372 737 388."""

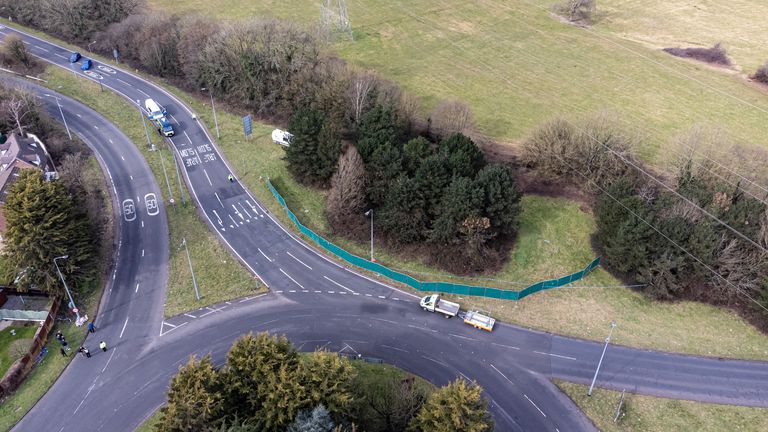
2 23 767 432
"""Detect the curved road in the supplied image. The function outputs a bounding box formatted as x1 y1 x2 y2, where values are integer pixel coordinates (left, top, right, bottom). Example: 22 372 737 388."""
3 24 768 432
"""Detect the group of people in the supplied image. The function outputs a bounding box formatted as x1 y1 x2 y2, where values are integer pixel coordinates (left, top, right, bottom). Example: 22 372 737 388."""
56 321 108 359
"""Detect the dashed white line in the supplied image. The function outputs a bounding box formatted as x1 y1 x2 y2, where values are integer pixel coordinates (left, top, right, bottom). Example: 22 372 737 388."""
214 192 224 207
184 313 197 319
203 168 212 186
327 291 335 294
93 125 99 130
301 290 309 293
35 46 49 52
492 342 520 350
142 249 145 257
76 113 82 118
323 275 357 294
135 283 140 293
130 175 133 180
533 351 577 361
108 139 113 144
287 251 312 269
449 333 475 341
116 78 132 86
54 53 67 59
421 355 449 367
524 394 546 417
381 344 408 353
258 248 273 262
365 294 372 297
377 295 386 299
141 221 144 228
280 268 305 289
119 318 129 338
289 290 296 293
491 364 515 386
137 88 151 98
120 155 125 161
101 347 117 372
314 290 322 293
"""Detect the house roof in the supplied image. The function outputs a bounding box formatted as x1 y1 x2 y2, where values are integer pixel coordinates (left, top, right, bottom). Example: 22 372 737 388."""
0 133 56 205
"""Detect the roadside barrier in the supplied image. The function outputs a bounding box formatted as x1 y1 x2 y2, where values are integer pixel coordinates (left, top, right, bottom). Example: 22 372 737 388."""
268 180 600 300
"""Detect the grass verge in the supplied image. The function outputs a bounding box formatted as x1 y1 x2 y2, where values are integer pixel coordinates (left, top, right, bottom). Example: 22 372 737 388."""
0 325 38 378
556 380 768 432
134 410 162 432
41 67 264 317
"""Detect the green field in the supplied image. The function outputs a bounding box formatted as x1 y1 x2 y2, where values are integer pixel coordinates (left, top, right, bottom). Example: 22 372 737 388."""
556 381 768 432
0 325 38 378
149 0 768 164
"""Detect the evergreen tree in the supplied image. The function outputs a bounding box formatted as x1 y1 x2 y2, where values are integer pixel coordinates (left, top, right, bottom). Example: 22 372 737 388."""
284 108 325 184
474 164 522 236
438 133 485 178
287 405 335 432
409 380 493 432
379 176 428 244
301 351 356 417
3 170 94 294
402 137 432 175
366 141 403 207
413 154 452 219
356 105 401 162
429 177 483 245
158 356 223 432
316 121 343 185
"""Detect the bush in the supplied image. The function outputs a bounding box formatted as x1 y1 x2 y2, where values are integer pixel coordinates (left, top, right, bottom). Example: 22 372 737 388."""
752 62 768 85
663 43 731 66
553 0 596 23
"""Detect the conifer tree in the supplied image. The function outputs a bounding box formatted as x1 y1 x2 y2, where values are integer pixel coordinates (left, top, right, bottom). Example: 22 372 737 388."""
158 356 223 432
409 380 493 432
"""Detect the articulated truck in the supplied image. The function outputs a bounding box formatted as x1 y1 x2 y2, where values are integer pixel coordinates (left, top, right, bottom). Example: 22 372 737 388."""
144 99 175 137
419 294 496 332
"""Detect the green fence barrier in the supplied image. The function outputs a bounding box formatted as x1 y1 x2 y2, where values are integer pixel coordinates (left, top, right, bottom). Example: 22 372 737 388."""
268 180 600 300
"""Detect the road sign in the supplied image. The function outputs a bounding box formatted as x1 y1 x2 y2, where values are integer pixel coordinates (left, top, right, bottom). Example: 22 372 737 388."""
242 115 252 137
113 48 119 60
72 308 78 314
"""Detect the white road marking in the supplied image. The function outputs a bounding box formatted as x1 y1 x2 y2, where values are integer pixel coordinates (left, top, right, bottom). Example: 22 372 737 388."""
100 346 117 371
159 321 187 337
286 251 312 270
54 53 67 59
76 113 82 118
421 355 449 367
491 364 515 385
258 248 273 262
370 317 398 325
533 351 577 361
108 139 113 144
130 175 133 180
302 290 309 293
203 168 212 186
137 88 151 98
93 125 99 130
492 342 520 350
377 295 386 299
184 313 197 319
183 130 192 145
327 291 335 294
228 214 238 226
238 202 252 219
381 344 408 353
142 249 145 257
35 46 49 52
116 78 132 87
314 290 321 293
120 155 125 161
365 294 372 297
135 283 140 293
214 192 224 207
524 394 546 417
280 268 305 289
289 290 296 293
323 275 357 293
73 378 98 414
119 318 129 338
449 333 475 341
141 220 144 228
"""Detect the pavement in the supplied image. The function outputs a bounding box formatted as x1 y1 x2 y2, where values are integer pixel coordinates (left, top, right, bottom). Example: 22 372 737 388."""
2 23 768 432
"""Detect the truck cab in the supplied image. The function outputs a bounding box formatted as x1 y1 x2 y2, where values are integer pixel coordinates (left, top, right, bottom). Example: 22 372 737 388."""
144 99 175 137
156 116 175 137
420 294 460 318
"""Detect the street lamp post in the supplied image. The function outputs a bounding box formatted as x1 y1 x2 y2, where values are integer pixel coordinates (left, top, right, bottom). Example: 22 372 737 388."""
44 94 71 141
201 88 220 139
365 209 374 261
88 40 96 53
137 99 155 151
588 321 617 396
53 255 80 322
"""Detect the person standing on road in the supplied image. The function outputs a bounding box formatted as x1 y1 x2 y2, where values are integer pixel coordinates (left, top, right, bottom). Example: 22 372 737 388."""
82 347 91 358
87 321 96 333
228 174 234 182
99 340 107 352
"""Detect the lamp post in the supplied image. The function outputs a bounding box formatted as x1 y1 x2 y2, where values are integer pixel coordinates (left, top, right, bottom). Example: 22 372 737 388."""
137 99 155 151
588 321 617 396
365 209 374 261
44 94 71 141
88 40 96 53
53 255 80 322
201 88 220 139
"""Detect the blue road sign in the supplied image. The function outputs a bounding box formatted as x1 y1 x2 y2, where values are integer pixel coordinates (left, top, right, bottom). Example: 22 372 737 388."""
242 114 252 137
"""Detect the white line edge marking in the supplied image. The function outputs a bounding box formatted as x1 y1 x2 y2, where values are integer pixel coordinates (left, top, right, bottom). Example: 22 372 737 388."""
135 283 139 293
524 394 547 417
533 351 577 361
280 268 305 289
491 364 514 385
258 248 273 262
203 168 212 186
101 347 117 373
323 275 358 294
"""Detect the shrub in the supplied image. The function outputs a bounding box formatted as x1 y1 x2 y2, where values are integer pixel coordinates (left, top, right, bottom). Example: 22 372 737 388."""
553 0 596 23
663 43 731 66
752 62 768 85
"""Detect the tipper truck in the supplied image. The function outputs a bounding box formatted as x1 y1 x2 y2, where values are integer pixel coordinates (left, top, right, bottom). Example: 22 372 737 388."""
419 294 496 331
144 99 175 137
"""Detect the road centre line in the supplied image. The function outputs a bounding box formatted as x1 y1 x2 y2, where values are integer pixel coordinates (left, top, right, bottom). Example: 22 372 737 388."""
101 347 118 373
492 342 520 350
449 333 475 341
72 378 98 414
258 248 273 262
381 344 408 353
533 351 577 361
491 364 515 385
137 88 151 98
116 77 132 86
135 283 139 293
35 46 49 52
280 268 305 290
421 355 449 367
214 192 224 207
524 394 546 417
54 53 67 59
119 318 129 338
323 275 358 294
203 168 212 186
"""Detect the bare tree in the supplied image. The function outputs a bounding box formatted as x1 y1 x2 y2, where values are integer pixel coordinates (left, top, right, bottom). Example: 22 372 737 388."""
2 91 37 134
326 146 367 235
347 71 377 126
3 34 32 69
555 0 596 22
428 100 475 140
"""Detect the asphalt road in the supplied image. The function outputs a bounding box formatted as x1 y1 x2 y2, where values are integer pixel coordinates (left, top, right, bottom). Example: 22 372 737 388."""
3 23 768 432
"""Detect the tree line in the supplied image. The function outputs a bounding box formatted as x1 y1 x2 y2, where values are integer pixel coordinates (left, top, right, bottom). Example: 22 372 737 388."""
523 114 768 327
158 332 493 432
0 84 106 299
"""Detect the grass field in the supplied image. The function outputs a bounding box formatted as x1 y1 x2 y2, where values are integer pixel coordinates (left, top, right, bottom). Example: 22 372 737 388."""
0 325 38 378
556 381 768 432
148 0 768 165
42 67 264 317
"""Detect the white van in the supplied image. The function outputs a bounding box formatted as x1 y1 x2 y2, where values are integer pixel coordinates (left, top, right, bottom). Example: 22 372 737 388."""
271 129 293 146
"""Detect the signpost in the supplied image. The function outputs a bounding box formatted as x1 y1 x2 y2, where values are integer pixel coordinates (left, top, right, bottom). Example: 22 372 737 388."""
112 48 119 64
242 114 252 142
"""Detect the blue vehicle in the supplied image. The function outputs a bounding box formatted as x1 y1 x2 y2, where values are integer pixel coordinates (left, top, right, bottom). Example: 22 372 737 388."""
80 59 92 71
69 52 81 63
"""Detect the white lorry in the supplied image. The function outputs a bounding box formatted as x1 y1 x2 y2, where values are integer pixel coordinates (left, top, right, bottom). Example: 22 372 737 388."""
143 99 175 137
271 129 293 146
419 294 496 331
419 294 460 318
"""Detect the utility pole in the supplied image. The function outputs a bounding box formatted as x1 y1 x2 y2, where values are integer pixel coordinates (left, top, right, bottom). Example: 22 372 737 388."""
182 238 200 300
365 209 374 261
170 145 186 206
87 40 96 53
201 88 220 139
588 321 616 396
137 99 155 151
45 94 71 141
53 255 81 322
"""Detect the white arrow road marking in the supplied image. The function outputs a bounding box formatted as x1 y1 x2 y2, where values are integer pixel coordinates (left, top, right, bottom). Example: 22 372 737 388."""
238 202 252 219
228 214 238 227
246 200 259 215
232 204 244 220
212 209 223 226
214 192 224 207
